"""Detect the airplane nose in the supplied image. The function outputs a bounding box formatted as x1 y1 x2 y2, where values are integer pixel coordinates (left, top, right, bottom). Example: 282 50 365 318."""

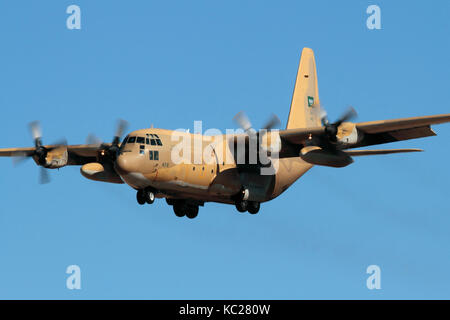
115 154 130 174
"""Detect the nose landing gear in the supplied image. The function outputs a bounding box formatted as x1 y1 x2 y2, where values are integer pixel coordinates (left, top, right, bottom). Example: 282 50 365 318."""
144 189 155 204
136 189 156 205
136 190 146 205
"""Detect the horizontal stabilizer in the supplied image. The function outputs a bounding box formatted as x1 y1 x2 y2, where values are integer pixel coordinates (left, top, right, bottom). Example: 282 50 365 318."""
345 148 423 156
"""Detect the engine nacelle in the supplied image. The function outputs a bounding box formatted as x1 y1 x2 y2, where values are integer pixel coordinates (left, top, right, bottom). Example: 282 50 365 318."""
45 147 68 169
81 162 124 184
336 122 363 146
300 146 353 168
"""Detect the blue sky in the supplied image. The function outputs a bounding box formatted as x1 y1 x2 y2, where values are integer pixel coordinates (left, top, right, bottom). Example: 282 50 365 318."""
0 0 450 299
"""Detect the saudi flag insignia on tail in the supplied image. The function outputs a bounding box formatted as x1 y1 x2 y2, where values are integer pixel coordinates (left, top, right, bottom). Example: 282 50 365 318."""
307 96 314 107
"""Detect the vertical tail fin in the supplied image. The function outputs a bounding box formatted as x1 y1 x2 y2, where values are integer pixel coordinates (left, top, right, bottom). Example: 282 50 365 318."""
286 48 322 129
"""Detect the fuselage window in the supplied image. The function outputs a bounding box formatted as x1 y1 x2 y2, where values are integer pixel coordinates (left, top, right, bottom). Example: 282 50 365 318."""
136 137 145 144
128 136 136 143
139 145 145 155
149 150 153 160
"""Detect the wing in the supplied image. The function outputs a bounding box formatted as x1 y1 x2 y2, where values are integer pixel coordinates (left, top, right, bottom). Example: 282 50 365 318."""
0 147 36 157
353 114 450 148
0 144 110 166
66 144 111 165
277 126 325 145
277 113 450 151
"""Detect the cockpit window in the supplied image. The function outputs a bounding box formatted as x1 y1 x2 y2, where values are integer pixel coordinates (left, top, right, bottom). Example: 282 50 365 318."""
127 136 136 143
149 150 159 161
146 133 163 146
122 136 129 144
136 137 145 144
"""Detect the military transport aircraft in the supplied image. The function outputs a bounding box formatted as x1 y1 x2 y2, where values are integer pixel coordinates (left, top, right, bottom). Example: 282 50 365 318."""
1 48 450 219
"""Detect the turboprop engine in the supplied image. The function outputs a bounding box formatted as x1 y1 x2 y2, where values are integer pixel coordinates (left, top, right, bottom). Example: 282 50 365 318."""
299 107 362 168
12 121 69 183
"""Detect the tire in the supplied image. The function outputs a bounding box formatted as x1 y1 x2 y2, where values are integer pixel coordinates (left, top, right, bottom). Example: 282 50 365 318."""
136 190 146 205
235 200 248 213
145 190 155 204
173 202 186 217
186 205 199 219
247 201 260 214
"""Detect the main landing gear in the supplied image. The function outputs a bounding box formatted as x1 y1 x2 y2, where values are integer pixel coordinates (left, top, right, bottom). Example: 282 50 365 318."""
136 189 156 205
235 200 260 214
234 187 260 214
173 201 199 219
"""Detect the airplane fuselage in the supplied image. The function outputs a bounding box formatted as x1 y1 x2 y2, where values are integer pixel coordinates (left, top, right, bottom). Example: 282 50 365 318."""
114 128 311 205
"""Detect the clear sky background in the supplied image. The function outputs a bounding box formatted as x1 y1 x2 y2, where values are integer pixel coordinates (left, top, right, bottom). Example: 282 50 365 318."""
0 0 450 299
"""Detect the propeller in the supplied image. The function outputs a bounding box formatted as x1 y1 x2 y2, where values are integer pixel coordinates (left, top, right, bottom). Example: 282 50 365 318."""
87 119 129 163
30 121 43 147
319 109 329 126
85 133 102 146
262 114 281 131
39 167 50 184
13 121 67 184
104 119 128 162
233 111 257 138
233 112 281 166
112 119 128 146
233 112 281 136
323 106 357 142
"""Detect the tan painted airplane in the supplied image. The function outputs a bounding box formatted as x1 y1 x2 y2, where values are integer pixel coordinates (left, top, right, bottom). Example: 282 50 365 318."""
1 47 450 219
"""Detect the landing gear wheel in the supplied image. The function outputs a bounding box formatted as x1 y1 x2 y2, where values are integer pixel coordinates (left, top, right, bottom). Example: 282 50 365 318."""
235 200 248 213
186 205 199 219
173 202 186 217
247 201 260 214
136 190 146 205
144 190 155 204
